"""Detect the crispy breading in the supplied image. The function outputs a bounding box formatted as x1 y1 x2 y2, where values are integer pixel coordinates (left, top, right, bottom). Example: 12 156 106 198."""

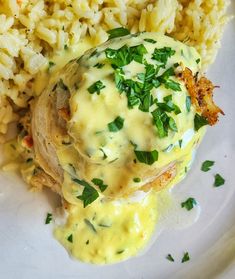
141 164 177 193
178 67 224 125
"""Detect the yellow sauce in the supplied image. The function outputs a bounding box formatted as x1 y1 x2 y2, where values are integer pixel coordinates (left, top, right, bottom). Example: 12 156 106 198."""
35 32 205 264
54 126 204 264
54 192 158 264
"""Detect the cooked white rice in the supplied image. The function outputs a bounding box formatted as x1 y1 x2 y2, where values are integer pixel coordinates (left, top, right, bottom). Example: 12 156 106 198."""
0 0 231 142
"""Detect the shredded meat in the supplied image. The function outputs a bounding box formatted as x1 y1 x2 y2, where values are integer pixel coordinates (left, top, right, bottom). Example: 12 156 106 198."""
178 67 224 126
30 169 61 194
58 107 70 121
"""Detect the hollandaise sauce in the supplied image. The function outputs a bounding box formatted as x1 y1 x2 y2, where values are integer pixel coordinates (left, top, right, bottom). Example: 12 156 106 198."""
36 32 206 264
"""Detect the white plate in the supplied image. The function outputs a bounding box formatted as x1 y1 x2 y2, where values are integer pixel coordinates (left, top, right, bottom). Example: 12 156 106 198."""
0 8 235 279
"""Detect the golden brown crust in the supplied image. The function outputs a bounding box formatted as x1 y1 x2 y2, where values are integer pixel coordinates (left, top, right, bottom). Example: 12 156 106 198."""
141 164 177 192
178 67 224 126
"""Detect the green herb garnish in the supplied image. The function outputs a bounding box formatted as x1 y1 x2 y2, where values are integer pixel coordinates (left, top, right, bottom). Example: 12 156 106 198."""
99 148 108 160
164 79 181 91
144 38 157 44
157 67 181 91
45 213 53 224
116 250 125 254
88 80 105 95
92 178 108 192
98 223 111 228
201 160 215 172
84 219 97 233
73 178 99 207
179 139 183 148
166 254 174 262
182 252 190 263
133 177 141 183
94 63 105 69
186 96 191 112
152 47 176 67
181 197 197 211
168 117 178 132
105 44 147 68
157 98 181 115
67 234 73 243
152 108 178 137
194 113 208 131
196 58 200 64
134 150 158 165
48 61 55 69
214 174 225 187
108 116 124 132
107 27 130 40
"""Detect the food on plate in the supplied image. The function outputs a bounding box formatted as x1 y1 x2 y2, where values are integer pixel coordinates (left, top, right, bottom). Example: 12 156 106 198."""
0 0 230 265
31 32 222 263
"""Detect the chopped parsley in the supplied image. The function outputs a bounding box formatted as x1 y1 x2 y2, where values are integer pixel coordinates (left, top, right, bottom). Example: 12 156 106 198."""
157 67 181 91
181 197 197 211
48 61 55 69
92 178 108 192
133 177 141 183
99 148 108 160
196 58 201 64
214 174 225 187
134 150 158 165
181 252 190 263
105 44 147 68
152 47 176 67
73 178 99 207
157 96 181 115
152 108 178 138
94 63 105 69
64 44 68 50
166 254 175 262
58 79 68 90
201 160 215 172
116 250 125 254
98 223 111 228
107 27 130 40
179 139 183 148
194 113 208 131
108 116 124 132
67 234 73 243
159 67 174 80
88 80 105 95
186 96 191 112
45 213 53 224
168 117 178 132
144 38 157 44
84 219 97 233
163 144 174 153
164 79 181 91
